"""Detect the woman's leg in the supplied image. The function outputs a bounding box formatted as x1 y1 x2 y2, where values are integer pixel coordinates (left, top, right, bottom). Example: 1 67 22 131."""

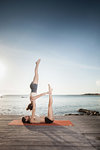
33 59 41 84
47 84 54 121
29 59 41 103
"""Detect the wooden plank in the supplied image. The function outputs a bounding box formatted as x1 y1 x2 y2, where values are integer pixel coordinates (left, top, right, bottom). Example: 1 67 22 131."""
0 146 98 150
0 115 100 150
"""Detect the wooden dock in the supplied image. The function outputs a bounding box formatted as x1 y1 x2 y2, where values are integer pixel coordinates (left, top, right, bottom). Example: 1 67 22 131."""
0 115 100 150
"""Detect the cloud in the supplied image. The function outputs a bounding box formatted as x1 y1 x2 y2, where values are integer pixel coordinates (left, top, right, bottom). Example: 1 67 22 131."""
96 80 100 86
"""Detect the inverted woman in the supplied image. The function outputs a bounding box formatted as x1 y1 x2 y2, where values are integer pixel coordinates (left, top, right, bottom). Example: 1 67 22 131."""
26 59 49 111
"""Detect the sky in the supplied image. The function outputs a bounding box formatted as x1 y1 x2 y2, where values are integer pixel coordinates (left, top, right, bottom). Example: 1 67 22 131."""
0 0 100 95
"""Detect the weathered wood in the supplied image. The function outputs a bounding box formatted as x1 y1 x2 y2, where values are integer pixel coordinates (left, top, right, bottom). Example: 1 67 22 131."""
0 115 100 150
0 146 98 150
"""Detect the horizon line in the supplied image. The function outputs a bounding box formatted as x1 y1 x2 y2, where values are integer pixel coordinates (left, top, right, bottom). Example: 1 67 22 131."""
1 92 100 97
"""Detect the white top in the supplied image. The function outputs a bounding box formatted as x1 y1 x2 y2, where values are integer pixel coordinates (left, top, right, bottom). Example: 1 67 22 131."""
30 92 37 102
30 92 37 97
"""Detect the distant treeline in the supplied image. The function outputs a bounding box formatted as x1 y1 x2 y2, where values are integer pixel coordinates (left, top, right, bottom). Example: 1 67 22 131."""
82 93 100 96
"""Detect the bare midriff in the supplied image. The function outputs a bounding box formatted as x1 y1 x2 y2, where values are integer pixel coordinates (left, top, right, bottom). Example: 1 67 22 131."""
30 115 45 123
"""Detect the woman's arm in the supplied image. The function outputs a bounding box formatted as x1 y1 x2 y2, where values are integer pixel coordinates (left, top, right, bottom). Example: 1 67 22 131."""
31 100 36 119
30 92 49 101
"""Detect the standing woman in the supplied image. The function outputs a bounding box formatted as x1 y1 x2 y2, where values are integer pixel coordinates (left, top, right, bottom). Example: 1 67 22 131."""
26 59 49 111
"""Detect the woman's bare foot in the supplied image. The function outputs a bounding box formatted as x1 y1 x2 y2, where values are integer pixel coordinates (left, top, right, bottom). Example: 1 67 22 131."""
36 59 41 65
48 84 53 94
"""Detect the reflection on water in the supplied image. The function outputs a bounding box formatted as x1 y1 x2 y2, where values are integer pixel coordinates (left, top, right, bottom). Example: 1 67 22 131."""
0 95 100 115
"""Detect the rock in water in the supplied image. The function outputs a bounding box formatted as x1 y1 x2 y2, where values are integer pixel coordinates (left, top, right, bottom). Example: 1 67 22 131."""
78 108 99 116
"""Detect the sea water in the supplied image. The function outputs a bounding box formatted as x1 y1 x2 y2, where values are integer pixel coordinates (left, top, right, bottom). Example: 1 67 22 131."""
0 95 100 116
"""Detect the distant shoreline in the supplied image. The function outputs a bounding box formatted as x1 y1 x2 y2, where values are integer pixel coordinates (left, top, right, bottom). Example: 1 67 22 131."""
82 93 100 96
0 93 100 97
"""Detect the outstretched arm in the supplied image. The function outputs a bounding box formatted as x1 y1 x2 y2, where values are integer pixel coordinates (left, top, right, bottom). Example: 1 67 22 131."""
30 92 49 101
31 100 36 119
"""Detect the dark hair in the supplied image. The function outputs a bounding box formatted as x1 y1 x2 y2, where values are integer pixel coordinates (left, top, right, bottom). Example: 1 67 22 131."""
22 117 30 123
26 103 33 110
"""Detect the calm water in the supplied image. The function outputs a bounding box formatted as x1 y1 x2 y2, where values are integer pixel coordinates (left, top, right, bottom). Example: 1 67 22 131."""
0 95 100 116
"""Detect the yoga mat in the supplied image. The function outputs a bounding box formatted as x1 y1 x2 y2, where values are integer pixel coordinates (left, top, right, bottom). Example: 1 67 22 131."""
8 120 74 126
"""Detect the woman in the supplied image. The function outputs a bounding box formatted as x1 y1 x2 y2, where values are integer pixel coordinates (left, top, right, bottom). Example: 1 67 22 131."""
26 59 49 111
22 84 54 124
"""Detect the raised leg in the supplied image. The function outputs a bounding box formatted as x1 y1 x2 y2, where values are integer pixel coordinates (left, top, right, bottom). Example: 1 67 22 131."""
33 59 41 84
47 84 54 121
